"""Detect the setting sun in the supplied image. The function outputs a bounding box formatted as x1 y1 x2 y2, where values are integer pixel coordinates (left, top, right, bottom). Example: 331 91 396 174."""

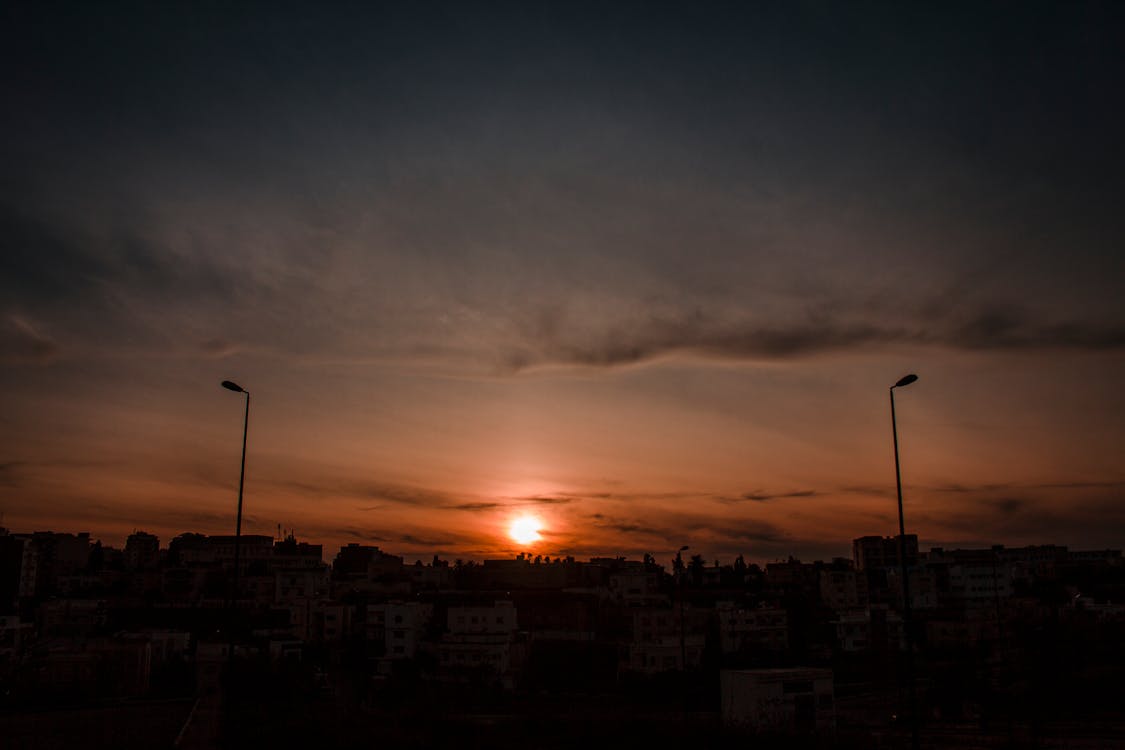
509 516 543 545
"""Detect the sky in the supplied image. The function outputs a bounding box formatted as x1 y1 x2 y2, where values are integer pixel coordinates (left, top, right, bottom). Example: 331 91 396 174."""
2 2 1124 564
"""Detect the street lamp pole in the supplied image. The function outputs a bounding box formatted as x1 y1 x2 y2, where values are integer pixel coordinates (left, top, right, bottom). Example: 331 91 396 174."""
676 545 689 671
221 380 250 644
890 373 919 750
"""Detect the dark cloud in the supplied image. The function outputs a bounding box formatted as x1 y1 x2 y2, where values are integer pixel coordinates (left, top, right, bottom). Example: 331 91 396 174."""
264 477 454 508
931 480 1125 495
500 302 1125 372
339 529 389 543
158 508 258 529
1 315 59 364
1034 481 1125 491
397 496 574 512
720 489 819 504
451 502 501 512
987 497 1028 516
503 312 909 371
917 495 1125 549
934 482 1013 494
585 513 678 540
954 308 1125 352
399 533 458 547
518 495 575 506
689 520 789 545
584 511 787 547
600 522 668 537
309 522 474 551
0 204 240 307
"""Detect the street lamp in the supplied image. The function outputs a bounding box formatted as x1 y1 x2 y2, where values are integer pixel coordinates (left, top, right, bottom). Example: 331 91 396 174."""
221 380 250 625
890 373 918 750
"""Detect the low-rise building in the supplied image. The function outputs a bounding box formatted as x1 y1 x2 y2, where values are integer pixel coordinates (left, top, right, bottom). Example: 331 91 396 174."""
368 601 433 658
821 565 870 611
720 667 835 734
437 601 524 688
832 607 904 653
717 601 788 655
626 605 707 672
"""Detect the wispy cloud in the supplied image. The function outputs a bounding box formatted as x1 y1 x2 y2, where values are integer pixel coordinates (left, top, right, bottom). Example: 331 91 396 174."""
685 519 789 545
451 502 502 512
719 489 819 504
1 315 59 364
263 476 456 508
518 495 576 505
933 482 1014 494
588 516 669 538
199 338 242 358
931 480 1125 495
499 303 1125 373
399 533 459 547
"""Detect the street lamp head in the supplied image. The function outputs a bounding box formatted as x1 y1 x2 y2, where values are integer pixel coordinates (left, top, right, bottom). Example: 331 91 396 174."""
221 380 246 393
893 374 918 389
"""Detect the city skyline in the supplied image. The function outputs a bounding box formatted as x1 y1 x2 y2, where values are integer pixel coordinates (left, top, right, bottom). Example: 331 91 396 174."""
3 4 1124 563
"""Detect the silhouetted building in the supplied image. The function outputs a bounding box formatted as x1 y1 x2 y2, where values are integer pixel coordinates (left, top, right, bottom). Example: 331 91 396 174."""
124 531 160 571
925 608 999 649
438 601 524 688
39 598 107 637
832 606 904 652
368 601 433 661
819 564 867 612
167 533 207 566
717 601 789 655
721 667 835 733
273 535 323 567
852 535 918 571
626 605 706 673
0 613 31 664
332 543 403 581
13 532 92 599
0 530 27 613
885 566 939 610
407 559 453 589
765 558 820 594
476 555 571 589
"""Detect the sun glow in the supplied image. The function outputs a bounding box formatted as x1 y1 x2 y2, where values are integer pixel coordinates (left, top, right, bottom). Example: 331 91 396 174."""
509 516 543 545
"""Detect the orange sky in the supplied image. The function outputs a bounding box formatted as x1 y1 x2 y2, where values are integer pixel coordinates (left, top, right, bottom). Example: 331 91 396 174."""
3 346 1123 563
